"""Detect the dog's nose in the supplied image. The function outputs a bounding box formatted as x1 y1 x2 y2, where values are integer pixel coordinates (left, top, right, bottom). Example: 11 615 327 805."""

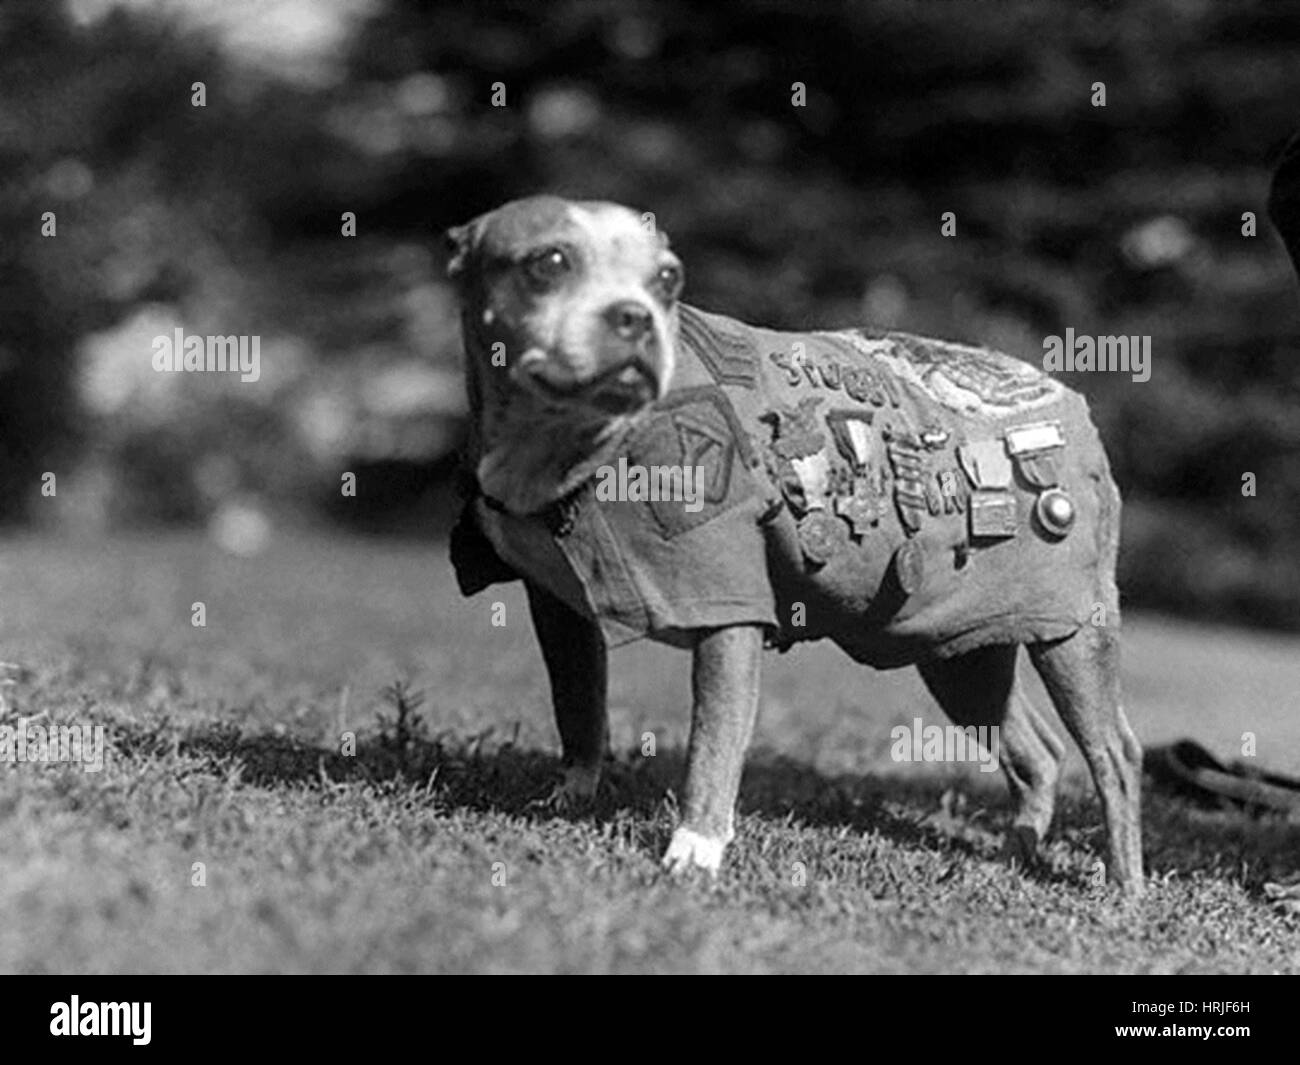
604 301 655 342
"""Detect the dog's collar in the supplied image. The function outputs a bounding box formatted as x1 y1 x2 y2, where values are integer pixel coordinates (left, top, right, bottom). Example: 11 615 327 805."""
475 478 582 538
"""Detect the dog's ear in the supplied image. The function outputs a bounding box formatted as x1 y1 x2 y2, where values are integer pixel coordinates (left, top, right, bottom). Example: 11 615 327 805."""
445 219 481 281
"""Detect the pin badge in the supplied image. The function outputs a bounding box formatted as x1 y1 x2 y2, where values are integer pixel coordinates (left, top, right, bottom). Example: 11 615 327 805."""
920 426 950 450
958 440 1013 489
826 409 876 470
798 510 846 566
924 478 943 515
1004 421 1065 455
790 450 832 505
1034 487 1076 539
969 489 1018 538
1005 421 1066 489
834 478 882 538
891 539 925 596
888 434 930 534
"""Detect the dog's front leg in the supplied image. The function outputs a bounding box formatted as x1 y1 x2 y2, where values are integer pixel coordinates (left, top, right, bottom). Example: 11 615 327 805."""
663 624 763 875
525 582 609 804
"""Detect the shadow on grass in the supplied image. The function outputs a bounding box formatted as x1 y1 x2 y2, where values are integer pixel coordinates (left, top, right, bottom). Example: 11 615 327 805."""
110 715 1300 893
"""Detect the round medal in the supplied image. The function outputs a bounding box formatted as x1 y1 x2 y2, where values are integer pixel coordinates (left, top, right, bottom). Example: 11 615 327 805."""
1035 487 1076 539
797 510 845 566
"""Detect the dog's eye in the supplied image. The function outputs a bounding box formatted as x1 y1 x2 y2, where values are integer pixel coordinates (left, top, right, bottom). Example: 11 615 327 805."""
655 264 683 302
523 247 570 286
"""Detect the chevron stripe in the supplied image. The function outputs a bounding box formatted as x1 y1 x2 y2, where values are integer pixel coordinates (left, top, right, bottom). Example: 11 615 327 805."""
676 305 759 389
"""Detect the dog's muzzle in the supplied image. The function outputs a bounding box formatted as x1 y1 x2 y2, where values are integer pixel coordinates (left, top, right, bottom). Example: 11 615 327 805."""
524 353 660 414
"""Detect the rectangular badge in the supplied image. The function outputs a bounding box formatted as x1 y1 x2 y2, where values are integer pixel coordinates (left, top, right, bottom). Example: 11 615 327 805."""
958 440 1013 489
969 489 1018 538
1005 421 1065 455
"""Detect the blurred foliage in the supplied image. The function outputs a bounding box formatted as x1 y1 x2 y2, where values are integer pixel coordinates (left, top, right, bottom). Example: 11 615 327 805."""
1 0 1300 627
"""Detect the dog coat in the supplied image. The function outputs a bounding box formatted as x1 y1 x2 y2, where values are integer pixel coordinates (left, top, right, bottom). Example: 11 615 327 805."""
452 305 1114 666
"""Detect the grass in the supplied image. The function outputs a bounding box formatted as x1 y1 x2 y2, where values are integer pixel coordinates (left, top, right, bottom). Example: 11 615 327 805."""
1 530 1299 973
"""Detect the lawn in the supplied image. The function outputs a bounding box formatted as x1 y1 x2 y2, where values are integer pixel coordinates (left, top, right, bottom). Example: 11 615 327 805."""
1 531 1298 973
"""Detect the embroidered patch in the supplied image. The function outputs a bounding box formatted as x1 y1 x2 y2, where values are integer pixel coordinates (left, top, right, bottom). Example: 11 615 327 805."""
625 386 757 540
770 345 849 393
824 329 1063 416
887 334 1057 408
827 336 895 406
674 412 733 504
886 431 929 535
677 306 759 389
769 335 901 408
845 368 883 406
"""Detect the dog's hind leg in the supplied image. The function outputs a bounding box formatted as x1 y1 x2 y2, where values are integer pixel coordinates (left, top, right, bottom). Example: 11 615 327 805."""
917 645 1066 867
1027 624 1144 896
526 582 609 805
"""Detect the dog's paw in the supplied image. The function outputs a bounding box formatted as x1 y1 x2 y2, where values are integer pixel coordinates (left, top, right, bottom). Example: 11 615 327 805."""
1000 825 1043 869
661 826 728 876
533 765 600 812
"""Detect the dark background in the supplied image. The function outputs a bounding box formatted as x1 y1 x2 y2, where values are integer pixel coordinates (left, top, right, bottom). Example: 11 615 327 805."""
3 0 1299 628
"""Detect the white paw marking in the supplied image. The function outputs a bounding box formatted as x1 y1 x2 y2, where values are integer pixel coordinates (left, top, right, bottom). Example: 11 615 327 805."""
661 826 727 875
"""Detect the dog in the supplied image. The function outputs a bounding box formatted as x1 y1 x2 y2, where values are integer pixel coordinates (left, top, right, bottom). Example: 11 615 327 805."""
446 195 1143 895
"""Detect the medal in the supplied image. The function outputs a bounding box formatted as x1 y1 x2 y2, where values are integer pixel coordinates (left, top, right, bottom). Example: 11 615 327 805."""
969 489 1018 538
1006 421 1066 489
891 540 925 596
1034 487 1076 539
834 477 882 538
797 510 845 566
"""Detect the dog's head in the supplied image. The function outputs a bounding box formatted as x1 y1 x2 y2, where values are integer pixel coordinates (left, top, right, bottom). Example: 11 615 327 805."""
447 196 683 418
